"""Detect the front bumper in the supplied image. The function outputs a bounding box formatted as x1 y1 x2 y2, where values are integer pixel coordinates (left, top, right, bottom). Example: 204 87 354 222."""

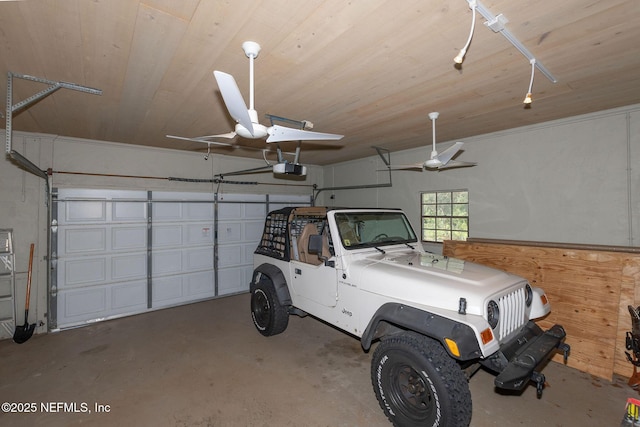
486 321 569 395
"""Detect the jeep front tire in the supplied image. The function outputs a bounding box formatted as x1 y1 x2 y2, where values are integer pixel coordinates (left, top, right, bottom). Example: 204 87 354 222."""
371 332 472 427
250 277 289 336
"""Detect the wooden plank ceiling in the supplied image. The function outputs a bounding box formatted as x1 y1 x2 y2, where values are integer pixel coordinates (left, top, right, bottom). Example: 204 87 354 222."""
1 0 639 165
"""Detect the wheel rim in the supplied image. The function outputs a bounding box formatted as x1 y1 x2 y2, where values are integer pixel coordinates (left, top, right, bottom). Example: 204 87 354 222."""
388 362 435 421
252 289 270 328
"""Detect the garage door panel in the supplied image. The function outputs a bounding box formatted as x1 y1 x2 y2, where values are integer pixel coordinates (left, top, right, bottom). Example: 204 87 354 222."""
153 250 183 275
215 196 288 297
186 271 215 296
269 194 311 204
63 287 107 317
64 200 107 224
153 202 182 220
153 225 182 247
111 281 147 310
152 276 184 305
186 247 214 270
61 257 107 286
216 195 250 295
112 227 147 251
218 267 244 295
112 201 147 222
244 203 265 219
218 245 241 267
243 243 256 264
60 226 147 255
58 189 148 201
151 274 214 307
112 254 147 280
186 223 214 244
218 222 242 243
64 228 107 253
218 203 241 220
243 267 253 289
186 202 214 219
267 203 291 211
244 221 264 242
59 280 148 326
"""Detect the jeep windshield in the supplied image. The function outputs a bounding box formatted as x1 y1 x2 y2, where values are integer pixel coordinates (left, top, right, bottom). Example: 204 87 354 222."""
334 211 418 249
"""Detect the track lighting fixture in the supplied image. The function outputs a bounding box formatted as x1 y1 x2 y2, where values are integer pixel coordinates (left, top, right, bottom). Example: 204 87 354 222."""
454 0 477 64
523 59 535 105
455 0 557 86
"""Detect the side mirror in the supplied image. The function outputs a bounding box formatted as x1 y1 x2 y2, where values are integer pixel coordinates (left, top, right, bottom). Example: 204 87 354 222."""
308 234 323 255
308 234 334 267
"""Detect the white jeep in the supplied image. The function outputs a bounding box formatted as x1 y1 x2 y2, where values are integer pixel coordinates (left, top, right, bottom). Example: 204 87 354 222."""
250 206 569 427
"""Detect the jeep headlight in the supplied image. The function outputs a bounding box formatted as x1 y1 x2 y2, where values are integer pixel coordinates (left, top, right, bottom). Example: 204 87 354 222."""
487 300 500 329
525 284 533 307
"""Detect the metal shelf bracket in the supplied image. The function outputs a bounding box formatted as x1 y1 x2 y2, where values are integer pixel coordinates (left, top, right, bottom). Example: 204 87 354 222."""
5 72 102 154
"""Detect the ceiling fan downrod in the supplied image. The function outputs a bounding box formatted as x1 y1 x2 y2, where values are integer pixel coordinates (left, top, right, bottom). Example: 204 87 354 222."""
242 41 261 111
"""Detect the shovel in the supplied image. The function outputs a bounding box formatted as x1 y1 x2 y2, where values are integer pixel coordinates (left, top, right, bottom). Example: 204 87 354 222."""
13 243 35 344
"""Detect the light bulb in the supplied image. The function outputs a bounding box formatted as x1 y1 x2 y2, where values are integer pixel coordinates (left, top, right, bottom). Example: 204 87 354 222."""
523 92 532 104
454 49 466 64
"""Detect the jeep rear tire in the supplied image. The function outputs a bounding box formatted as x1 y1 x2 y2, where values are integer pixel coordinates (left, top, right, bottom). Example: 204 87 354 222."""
371 332 472 427
250 278 289 336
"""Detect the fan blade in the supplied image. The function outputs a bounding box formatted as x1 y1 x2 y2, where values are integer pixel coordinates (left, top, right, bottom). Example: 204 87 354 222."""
434 141 464 165
213 71 255 135
166 134 237 147
199 132 237 139
166 134 297 155
266 125 343 143
380 163 425 171
437 160 477 170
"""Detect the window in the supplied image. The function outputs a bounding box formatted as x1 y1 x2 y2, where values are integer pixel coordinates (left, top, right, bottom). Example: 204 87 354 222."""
421 190 469 242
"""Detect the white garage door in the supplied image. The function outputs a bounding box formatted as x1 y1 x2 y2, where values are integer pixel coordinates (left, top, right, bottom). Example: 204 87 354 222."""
150 191 217 310
52 189 309 330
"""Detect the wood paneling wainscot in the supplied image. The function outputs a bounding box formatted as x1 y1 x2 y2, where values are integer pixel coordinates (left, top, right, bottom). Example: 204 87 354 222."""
443 238 640 381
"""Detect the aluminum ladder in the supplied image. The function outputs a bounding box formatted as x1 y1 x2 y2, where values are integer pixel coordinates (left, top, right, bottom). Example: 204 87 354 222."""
0 229 16 339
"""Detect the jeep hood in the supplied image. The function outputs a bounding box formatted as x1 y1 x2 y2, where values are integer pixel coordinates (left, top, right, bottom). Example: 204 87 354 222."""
353 250 526 316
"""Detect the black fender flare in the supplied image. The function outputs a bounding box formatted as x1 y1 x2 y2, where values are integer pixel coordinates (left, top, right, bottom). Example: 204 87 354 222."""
251 263 292 306
361 303 482 361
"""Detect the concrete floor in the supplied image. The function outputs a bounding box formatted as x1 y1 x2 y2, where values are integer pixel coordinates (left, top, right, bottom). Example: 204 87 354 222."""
0 293 632 427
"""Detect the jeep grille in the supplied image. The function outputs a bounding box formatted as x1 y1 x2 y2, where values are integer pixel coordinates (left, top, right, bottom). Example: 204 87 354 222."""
496 287 527 341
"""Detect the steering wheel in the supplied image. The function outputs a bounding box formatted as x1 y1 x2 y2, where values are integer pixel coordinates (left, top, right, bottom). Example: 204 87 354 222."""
372 233 389 242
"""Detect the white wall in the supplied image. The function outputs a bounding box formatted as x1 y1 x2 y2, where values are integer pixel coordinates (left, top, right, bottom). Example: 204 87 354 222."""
321 104 640 249
1 132 321 335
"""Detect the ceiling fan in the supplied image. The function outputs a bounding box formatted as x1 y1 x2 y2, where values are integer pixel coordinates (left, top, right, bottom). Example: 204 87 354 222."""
211 41 343 143
386 112 477 171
